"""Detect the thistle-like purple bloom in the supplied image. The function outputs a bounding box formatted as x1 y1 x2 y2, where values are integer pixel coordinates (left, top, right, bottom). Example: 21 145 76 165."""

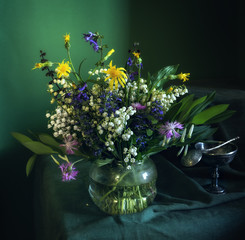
59 162 79 182
131 103 146 110
60 135 79 155
159 121 184 139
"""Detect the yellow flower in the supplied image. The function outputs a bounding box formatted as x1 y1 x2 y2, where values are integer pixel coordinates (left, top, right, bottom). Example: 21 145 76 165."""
132 51 140 59
64 33 70 44
103 60 127 90
32 63 43 70
167 87 173 93
55 60 71 78
177 73 190 82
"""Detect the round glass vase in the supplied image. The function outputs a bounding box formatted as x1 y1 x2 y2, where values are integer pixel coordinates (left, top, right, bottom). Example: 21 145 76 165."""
88 158 157 215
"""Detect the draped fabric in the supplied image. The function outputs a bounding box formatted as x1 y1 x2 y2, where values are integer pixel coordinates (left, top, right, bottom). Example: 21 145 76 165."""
34 88 245 240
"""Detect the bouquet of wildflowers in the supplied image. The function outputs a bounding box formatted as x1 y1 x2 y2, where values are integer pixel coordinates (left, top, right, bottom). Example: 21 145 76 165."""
13 32 233 181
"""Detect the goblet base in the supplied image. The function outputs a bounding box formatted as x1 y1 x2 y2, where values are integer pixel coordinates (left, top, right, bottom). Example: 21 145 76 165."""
203 184 226 194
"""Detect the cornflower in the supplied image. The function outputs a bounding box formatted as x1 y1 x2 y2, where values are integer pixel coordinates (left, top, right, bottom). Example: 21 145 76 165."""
59 162 79 181
159 121 184 139
60 135 79 154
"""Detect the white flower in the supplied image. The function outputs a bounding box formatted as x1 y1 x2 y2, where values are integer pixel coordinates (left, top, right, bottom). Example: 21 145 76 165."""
99 130 104 135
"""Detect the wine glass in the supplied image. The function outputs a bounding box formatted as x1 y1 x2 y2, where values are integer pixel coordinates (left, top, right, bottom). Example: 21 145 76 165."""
195 141 238 194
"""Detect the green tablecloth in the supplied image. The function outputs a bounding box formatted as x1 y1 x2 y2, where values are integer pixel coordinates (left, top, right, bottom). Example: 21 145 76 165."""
34 153 245 240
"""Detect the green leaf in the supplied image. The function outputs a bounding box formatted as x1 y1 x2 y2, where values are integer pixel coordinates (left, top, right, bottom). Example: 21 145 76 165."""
191 104 229 125
179 95 207 122
187 91 216 121
152 64 179 90
22 141 57 155
38 133 61 148
147 129 153 137
12 132 33 143
95 158 114 167
26 154 37 176
173 94 194 121
205 110 235 124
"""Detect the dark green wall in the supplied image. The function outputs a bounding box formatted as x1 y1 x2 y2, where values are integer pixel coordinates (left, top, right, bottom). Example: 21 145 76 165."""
0 0 130 239
1 0 244 239
129 0 245 89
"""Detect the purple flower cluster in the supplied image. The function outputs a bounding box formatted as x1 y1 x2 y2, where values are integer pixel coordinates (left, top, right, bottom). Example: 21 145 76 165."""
136 135 147 150
83 32 99 52
151 101 164 120
98 91 122 117
72 83 89 109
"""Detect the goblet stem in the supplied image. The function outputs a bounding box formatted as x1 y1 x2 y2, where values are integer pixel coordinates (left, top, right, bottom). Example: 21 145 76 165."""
204 166 226 194
211 166 219 189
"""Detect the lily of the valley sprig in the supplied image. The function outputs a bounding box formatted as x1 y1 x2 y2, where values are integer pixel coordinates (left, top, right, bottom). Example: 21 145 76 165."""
17 31 233 180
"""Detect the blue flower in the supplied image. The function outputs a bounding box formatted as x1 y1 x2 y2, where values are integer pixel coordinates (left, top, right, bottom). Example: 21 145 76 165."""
83 32 95 42
83 32 99 52
127 57 133 66
129 71 138 80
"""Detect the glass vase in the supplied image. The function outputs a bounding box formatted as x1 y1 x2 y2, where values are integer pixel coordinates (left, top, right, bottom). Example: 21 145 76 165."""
88 158 157 215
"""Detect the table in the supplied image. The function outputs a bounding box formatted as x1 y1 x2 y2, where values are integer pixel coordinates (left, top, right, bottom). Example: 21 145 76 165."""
34 153 245 240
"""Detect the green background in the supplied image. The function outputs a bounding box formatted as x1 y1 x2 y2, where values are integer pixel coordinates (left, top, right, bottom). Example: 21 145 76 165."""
0 0 244 239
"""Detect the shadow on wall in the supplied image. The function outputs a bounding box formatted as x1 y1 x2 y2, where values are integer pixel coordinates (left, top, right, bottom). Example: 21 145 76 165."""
128 0 245 90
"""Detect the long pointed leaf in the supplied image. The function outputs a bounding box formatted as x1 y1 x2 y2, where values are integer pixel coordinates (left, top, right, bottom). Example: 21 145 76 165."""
191 104 229 125
26 154 37 176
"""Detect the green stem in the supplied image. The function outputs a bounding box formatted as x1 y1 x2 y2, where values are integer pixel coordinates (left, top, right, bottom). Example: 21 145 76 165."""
136 67 141 102
99 170 130 202
67 48 83 83
72 158 85 165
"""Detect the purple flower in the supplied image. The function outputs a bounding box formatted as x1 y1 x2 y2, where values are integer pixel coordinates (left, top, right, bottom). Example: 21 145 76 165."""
159 121 184 139
131 103 146 110
83 32 99 52
78 83 87 92
83 32 95 42
127 57 133 66
129 71 138 80
59 162 79 182
60 135 79 155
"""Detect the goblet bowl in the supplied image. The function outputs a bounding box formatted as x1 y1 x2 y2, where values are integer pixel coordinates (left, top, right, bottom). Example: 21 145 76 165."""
195 141 238 194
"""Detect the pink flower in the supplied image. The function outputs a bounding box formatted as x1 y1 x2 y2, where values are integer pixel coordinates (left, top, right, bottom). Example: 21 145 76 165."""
60 135 79 155
159 121 184 139
59 162 79 181
131 103 146 110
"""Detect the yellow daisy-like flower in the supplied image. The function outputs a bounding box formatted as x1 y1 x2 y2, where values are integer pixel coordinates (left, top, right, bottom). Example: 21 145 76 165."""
64 33 70 44
132 51 140 59
177 72 190 82
103 60 127 90
32 63 43 70
55 60 71 78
